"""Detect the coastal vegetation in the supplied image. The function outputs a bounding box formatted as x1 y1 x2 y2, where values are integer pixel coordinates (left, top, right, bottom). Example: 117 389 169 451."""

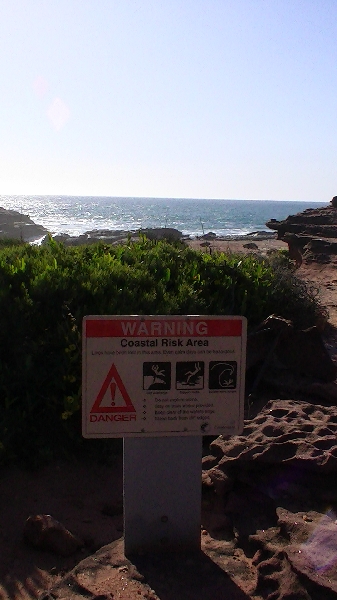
0 237 324 466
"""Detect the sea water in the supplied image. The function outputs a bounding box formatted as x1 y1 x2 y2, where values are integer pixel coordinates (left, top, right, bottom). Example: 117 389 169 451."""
0 195 326 239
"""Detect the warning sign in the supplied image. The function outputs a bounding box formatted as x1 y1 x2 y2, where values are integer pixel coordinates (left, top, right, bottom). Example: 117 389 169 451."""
82 315 247 438
90 363 136 413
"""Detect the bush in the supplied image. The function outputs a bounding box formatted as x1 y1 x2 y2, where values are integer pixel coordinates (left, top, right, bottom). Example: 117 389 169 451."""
0 238 324 466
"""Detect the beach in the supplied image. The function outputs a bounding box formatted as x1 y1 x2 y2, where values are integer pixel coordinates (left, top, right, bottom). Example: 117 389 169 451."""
187 236 287 256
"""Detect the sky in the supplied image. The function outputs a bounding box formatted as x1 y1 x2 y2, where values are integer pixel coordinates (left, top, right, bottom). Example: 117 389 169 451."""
0 0 336 201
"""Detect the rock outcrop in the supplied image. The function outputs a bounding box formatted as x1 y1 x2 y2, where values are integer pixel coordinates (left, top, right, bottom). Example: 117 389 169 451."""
246 315 337 405
24 514 83 556
0 207 186 245
202 398 337 598
44 227 185 246
266 197 337 265
0 208 47 241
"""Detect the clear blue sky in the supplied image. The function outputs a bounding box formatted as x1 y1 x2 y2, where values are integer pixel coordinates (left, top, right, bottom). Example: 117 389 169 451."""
0 0 336 201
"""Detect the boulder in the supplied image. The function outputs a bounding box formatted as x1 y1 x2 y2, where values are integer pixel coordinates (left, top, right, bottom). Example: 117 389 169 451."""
200 232 217 240
139 227 183 241
305 238 337 254
24 514 83 556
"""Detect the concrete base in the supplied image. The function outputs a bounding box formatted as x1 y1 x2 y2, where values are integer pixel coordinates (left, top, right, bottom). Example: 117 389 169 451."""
123 436 202 555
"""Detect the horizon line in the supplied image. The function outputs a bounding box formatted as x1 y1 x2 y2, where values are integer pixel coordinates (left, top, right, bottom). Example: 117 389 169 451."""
0 194 328 203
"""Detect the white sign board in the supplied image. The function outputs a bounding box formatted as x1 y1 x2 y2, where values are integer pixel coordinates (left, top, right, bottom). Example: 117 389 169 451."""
82 315 246 438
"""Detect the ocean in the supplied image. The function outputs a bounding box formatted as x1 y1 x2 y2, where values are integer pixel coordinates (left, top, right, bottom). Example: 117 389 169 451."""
0 195 326 239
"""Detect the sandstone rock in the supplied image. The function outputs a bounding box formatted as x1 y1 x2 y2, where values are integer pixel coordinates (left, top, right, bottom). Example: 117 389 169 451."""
266 203 337 237
201 470 213 488
207 467 234 497
304 237 337 254
286 519 337 594
254 551 310 599
202 400 337 597
303 238 337 264
224 484 278 542
266 202 337 263
277 507 325 545
210 399 337 473
201 454 218 470
24 514 83 556
248 508 337 598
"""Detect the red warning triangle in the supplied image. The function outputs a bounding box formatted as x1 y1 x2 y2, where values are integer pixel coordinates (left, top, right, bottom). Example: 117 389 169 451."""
90 363 136 413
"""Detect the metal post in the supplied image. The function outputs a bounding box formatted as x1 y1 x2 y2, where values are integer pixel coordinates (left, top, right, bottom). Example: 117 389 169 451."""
123 436 202 555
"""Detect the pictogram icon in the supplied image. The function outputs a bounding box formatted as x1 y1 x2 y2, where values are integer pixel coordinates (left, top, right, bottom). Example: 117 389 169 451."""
176 361 204 389
208 361 237 389
143 362 171 390
90 363 136 413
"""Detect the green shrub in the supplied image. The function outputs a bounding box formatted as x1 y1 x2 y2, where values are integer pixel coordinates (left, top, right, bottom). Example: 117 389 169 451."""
0 238 26 247
0 238 324 466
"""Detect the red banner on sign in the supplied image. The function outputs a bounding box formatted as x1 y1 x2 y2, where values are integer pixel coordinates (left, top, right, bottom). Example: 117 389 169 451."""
86 318 242 338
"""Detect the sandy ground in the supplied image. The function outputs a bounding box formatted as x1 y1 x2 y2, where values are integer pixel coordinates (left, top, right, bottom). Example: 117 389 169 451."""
189 236 337 326
1 237 337 600
187 237 287 256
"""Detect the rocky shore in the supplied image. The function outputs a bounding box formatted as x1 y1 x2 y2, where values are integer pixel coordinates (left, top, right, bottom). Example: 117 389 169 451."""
5 198 337 266
0 205 279 246
266 195 337 265
0 207 48 242
2 201 337 599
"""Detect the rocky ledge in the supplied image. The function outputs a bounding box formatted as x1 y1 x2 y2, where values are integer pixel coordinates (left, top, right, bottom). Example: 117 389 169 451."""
202 397 337 598
48 227 277 246
0 207 47 241
51 226 186 245
266 196 337 265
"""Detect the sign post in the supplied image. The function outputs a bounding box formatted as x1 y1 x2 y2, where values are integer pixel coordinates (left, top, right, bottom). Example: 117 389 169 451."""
82 315 246 554
123 436 202 553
